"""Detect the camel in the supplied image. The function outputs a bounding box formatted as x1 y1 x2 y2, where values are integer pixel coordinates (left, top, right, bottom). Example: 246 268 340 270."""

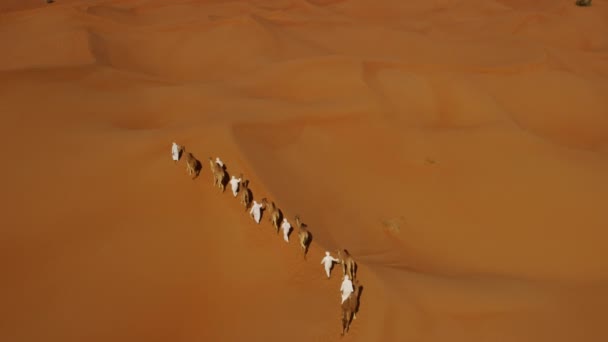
267 201 282 234
208 157 227 192
240 179 252 210
575 0 591 6
337 249 357 281
185 152 201 179
295 215 311 260
340 279 362 336
259 197 269 216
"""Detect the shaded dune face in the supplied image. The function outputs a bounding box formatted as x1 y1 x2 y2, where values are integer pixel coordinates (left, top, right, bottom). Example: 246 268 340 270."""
1 1 608 342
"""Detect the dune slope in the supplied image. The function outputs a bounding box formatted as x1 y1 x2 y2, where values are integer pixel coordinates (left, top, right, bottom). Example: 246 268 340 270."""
1 0 608 341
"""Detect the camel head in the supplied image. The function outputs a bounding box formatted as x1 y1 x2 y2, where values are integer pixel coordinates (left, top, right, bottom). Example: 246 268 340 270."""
295 215 301 229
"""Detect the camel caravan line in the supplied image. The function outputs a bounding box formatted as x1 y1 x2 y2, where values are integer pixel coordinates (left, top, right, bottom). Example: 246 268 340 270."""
171 141 363 336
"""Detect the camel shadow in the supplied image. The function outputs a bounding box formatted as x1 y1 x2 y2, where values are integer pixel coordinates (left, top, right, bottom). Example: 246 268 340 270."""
575 0 592 6
275 208 284 234
221 169 230 193
245 187 253 208
192 158 202 179
302 223 313 258
355 284 364 316
329 262 338 274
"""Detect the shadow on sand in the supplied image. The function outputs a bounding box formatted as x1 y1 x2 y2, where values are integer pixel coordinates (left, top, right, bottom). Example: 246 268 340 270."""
191 157 202 179
355 283 364 317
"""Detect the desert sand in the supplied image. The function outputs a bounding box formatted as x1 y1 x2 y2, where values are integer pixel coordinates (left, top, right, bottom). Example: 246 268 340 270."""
2 0 608 341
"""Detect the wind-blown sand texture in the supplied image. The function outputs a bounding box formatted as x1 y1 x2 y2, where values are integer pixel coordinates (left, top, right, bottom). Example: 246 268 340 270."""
2 0 608 341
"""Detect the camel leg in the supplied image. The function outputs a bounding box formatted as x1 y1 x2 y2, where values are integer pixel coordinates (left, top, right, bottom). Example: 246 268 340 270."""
342 310 351 335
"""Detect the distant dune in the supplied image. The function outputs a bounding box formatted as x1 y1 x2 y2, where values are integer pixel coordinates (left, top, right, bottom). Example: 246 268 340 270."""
1 1 608 341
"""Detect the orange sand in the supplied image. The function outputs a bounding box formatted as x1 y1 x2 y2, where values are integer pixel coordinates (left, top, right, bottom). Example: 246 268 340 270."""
2 0 608 341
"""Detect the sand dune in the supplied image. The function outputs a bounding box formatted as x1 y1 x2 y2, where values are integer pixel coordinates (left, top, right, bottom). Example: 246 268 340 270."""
2 0 608 341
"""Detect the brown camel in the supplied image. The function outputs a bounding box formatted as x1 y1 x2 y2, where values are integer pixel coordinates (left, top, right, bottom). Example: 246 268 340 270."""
340 279 362 336
267 201 282 234
240 179 251 210
185 152 201 179
260 198 269 211
575 0 591 6
337 249 357 281
295 215 311 260
208 157 227 192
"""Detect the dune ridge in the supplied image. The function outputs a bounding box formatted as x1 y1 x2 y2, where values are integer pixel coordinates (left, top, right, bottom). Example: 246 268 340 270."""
2 0 608 341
